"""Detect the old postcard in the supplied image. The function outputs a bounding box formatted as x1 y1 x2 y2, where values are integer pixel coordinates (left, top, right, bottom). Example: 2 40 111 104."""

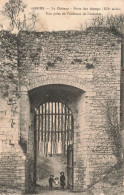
0 0 124 194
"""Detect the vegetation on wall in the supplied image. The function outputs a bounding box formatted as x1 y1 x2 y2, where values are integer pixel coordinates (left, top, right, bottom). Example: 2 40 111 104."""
85 63 94 69
80 14 124 35
104 99 122 161
46 56 63 70
0 31 19 117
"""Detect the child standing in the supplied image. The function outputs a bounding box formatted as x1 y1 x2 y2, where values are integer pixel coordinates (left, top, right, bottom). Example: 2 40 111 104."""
49 175 54 190
60 172 66 190
54 177 59 190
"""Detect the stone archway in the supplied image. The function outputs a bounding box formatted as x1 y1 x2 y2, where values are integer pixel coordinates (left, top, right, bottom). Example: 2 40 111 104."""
20 80 87 192
25 72 90 92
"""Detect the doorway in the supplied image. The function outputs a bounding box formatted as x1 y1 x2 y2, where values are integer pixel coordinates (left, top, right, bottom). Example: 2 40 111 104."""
34 102 74 190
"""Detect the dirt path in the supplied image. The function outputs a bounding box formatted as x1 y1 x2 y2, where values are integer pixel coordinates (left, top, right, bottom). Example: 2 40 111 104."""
37 155 67 189
50 156 64 178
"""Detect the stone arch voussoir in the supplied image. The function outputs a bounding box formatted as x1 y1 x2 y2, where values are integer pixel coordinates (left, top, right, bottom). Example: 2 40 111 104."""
26 73 90 92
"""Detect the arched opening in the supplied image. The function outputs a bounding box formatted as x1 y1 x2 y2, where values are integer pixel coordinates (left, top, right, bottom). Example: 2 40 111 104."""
20 84 85 192
34 102 74 190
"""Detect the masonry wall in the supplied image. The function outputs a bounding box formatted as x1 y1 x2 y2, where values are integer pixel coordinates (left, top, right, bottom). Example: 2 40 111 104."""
0 31 25 189
0 28 122 191
18 28 121 191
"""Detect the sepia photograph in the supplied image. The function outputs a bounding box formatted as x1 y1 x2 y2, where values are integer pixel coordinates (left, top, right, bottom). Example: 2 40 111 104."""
0 0 124 194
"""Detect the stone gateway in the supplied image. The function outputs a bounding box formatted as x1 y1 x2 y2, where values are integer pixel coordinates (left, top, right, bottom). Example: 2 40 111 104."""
0 27 123 193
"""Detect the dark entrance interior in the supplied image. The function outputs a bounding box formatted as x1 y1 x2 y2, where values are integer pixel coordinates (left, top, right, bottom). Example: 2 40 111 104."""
28 84 84 191
34 102 74 189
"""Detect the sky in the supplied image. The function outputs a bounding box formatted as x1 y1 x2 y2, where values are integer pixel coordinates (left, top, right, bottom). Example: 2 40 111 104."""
0 0 124 31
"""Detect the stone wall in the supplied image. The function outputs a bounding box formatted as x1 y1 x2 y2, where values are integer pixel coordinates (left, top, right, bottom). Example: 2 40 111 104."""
0 31 25 190
0 28 122 192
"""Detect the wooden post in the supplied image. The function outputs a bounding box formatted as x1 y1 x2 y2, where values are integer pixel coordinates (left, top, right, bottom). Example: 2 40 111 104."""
51 102 53 156
33 114 37 185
